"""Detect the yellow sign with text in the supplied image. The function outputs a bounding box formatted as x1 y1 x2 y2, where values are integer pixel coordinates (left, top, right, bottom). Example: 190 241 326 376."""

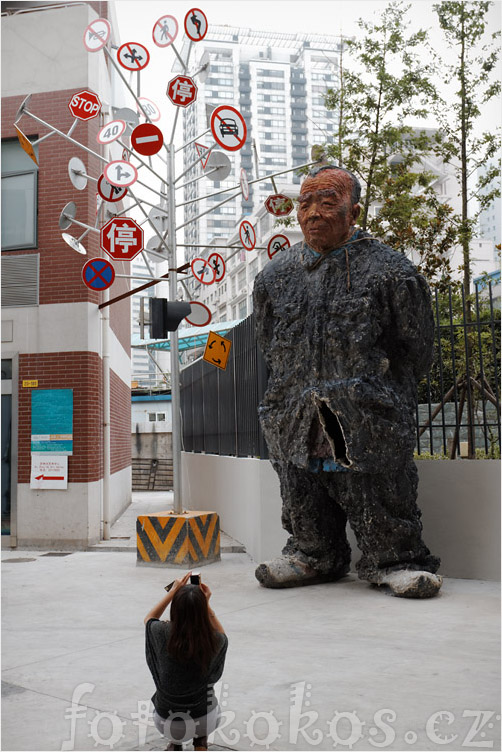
15 125 38 166
203 331 232 371
22 380 38 388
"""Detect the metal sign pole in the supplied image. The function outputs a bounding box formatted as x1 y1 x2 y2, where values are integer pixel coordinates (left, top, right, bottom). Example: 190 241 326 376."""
167 143 182 515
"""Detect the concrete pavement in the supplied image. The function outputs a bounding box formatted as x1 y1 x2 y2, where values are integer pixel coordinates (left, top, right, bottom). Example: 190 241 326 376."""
1 498 500 751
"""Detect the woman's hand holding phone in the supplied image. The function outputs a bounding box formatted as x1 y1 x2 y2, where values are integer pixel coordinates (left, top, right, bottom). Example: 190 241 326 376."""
200 582 212 601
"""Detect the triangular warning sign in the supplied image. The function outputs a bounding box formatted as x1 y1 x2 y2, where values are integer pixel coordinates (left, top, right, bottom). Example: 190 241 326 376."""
195 142 212 169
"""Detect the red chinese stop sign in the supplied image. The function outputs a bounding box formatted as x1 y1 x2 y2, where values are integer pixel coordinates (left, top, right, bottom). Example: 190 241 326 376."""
167 75 197 108
100 217 144 261
264 193 294 217
68 89 102 121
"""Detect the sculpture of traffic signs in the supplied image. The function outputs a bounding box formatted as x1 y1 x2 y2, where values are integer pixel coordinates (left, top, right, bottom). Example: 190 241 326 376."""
12 9 320 523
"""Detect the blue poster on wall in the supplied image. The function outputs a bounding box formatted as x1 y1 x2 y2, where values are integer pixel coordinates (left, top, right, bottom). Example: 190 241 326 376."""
31 389 73 455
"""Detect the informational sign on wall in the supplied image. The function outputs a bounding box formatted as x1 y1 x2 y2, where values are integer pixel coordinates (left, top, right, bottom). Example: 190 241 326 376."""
30 455 68 490
31 389 73 455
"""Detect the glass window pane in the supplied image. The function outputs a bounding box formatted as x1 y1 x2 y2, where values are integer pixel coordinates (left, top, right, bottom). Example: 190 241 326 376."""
1 173 37 249
1 360 12 380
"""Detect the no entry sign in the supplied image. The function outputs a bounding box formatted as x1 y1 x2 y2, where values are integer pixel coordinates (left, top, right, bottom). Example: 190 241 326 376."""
104 160 138 188
117 42 150 71
131 123 164 156
210 105 247 152
184 8 208 41
97 120 126 145
83 18 111 52
97 174 128 203
82 257 115 291
152 15 178 47
208 253 226 283
100 217 144 261
191 257 216 285
239 220 256 251
267 234 291 259
167 75 198 108
68 90 101 121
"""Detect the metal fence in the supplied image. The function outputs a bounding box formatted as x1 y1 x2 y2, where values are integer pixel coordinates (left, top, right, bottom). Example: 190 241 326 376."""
180 284 501 460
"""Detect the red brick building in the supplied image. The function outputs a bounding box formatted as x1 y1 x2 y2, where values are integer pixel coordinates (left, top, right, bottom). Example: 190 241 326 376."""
1 1 132 547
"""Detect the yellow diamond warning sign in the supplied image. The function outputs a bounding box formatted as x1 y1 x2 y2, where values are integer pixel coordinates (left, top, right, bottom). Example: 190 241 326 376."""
14 125 38 166
203 331 232 370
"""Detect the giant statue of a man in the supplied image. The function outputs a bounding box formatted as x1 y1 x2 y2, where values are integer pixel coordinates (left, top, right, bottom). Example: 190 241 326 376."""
253 165 442 598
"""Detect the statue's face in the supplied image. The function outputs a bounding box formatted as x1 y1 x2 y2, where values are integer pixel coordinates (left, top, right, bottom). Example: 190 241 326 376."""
297 171 360 254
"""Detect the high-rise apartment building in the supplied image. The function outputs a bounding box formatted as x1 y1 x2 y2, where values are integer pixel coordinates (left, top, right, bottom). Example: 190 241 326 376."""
179 26 342 304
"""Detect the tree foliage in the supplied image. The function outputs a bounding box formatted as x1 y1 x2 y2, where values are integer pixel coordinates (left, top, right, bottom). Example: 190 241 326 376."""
430 1 501 296
321 1 460 287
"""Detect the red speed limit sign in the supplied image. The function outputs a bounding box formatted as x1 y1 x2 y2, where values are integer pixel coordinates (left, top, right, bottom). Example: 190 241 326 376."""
68 90 101 121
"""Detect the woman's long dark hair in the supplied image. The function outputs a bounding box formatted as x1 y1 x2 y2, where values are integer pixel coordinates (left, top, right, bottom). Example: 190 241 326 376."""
167 585 218 671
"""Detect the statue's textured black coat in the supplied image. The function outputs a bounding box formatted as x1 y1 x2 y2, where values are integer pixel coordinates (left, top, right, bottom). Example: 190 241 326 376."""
253 233 440 579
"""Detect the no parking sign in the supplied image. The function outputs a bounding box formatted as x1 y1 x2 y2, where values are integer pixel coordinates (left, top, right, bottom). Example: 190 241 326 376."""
82 258 115 291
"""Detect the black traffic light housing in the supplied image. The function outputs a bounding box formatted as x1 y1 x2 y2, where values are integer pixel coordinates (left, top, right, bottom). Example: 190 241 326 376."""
149 299 191 338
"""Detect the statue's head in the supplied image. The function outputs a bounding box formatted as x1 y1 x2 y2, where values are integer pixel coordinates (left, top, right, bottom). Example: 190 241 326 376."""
297 165 361 254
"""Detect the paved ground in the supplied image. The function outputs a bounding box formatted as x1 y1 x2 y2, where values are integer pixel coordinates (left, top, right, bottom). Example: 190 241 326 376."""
2 495 500 751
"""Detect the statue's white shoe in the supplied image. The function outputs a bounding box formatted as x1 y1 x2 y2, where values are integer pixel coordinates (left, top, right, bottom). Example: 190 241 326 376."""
255 553 349 589
373 569 443 598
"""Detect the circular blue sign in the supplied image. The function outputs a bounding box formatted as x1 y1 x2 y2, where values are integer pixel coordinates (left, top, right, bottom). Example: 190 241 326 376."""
82 257 115 291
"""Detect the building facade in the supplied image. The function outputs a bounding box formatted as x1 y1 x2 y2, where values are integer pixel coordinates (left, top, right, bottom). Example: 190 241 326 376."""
1 1 132 547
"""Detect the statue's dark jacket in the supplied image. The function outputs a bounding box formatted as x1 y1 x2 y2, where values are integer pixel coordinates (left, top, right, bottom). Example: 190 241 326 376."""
253 232 435 474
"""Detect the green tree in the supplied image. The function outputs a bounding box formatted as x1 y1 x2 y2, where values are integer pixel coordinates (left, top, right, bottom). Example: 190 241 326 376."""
323 2 459 286
430 0 501 298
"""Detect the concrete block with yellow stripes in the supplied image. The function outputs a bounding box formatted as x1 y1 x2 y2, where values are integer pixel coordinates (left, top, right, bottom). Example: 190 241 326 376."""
136 511 220 567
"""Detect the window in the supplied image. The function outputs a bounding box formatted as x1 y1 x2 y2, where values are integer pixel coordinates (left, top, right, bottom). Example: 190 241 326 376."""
157 413 166 421
257 69 285 78
1 139 38 250
257 81 285 90
237 269 247 289
206 90 233 99
206 77 233 86
148 413 156 422
238 298 247 318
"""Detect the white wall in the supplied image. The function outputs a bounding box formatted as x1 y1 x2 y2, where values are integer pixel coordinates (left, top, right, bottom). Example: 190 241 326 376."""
182 453 500 581
15 464 131 549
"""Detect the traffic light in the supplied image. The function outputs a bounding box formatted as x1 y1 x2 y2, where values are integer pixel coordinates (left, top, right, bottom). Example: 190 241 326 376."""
149 299 191 338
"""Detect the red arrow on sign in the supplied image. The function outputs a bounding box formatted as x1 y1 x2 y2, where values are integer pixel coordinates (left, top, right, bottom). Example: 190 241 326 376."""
35 474 64 481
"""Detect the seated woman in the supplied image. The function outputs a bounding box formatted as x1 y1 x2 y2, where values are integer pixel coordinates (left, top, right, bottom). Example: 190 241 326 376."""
144 572 228 751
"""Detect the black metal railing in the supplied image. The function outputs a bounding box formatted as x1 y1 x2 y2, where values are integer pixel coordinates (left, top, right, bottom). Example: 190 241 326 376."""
180 284 501 460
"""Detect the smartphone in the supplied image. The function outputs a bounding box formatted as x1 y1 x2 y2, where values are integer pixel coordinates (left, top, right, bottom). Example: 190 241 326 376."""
190 572 201 585
164 581 175 592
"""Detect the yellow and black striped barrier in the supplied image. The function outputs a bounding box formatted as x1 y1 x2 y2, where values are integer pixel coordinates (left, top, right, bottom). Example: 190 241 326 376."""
136 510 220 567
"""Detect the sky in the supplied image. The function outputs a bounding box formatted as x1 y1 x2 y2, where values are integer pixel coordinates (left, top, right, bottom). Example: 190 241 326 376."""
113 0 502 144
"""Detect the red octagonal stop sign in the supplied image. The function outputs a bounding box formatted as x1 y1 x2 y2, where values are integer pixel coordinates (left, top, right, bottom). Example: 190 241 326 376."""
264 193 294 217
166 75 197 108
68 89 102 121
100 217 144 261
